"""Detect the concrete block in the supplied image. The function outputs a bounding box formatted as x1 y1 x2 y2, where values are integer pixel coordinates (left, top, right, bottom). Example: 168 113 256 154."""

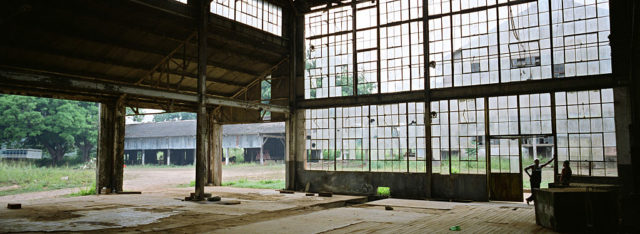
7 203 21 209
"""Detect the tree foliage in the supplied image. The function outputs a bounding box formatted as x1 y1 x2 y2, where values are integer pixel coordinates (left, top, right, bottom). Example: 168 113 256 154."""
126 108 144 123
152 112 196 122
305 49 376 98
0 95 98 166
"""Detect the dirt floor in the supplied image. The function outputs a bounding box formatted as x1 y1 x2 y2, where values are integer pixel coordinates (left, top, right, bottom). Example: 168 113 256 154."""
0 165 554 233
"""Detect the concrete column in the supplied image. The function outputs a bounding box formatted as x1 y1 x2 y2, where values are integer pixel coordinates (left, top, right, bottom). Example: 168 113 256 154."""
286 109 306 190
225 148 229 165
532 137 538 159
193 0 210 200
96 99 125 194
260 135 264 165
167 149 171 165
208 118 223 186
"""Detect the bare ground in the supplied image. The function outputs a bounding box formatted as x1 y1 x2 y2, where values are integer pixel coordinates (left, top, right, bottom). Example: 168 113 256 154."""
1 164 285 202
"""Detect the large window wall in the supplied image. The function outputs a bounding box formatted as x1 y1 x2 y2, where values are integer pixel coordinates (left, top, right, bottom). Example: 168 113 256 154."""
305 0 611 97
305 89 618 177
303 0 617 177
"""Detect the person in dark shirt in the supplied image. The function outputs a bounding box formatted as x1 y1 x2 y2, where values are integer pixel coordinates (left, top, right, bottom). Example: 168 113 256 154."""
560 160 572 186
525 156 555 205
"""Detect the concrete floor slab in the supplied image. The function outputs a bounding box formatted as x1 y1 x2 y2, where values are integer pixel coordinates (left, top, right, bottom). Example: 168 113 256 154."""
0 188 365 233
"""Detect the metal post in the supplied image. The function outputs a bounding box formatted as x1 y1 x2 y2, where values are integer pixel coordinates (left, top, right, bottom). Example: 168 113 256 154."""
423 0 432 198
142 149 145 165
484 97 491 199
194 0 210 201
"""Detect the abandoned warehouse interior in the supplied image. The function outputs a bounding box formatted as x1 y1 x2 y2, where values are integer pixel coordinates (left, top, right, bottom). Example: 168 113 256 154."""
1 0 639 232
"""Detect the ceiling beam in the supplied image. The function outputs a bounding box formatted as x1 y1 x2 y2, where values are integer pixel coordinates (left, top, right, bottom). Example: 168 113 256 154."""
0 70 290 113
0 43 246 90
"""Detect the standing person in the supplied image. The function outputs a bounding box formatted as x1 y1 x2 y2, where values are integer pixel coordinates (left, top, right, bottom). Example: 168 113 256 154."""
525 156 555 205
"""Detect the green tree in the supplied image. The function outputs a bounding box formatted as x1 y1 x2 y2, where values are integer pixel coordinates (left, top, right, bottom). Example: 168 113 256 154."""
0 95 98 166
74 102 99 162
152 112 196 122
261 78 271 119
126 107 144 123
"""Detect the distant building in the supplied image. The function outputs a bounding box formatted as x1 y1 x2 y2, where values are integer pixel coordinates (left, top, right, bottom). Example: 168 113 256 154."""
124 121 285 165
0 149 42 159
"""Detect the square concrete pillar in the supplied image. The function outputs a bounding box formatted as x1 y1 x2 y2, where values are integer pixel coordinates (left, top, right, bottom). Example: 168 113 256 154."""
208 117 223 186
286 109 306 190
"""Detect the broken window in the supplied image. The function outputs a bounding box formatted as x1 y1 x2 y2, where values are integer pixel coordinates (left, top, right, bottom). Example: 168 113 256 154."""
431 98 486 174
519 93 552 135
452 9 499 86
555 89 617 176
551 0 611 77
499 2 552 82
336 106 370 171
306 102 426 172
305 108 336 171
304 0 612 96
489 95 519 136
429 16 453 88
210 0 282 36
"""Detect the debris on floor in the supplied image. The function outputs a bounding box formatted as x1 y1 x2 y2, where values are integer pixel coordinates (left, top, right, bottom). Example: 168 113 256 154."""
218 200 241 205
449 225 461 231
207 196 221 202
306 193 315 196
319 192 333 197
7 203 21 209
279 190 294 194
117 191 142 195
385 205 393 211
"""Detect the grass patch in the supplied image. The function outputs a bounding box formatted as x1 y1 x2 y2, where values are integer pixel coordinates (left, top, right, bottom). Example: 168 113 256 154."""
69 182 96 196
0 160 95 196
377 187 391 196
177 180 196 188
222 162 285 169
222 178 285 190
178 179 284 189
125 164 195 169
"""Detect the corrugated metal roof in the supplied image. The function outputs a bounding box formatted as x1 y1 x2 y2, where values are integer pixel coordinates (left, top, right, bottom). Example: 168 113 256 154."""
125 120 284 138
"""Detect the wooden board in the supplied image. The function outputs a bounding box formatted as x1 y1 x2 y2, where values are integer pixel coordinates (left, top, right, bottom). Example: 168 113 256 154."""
490 173 523 202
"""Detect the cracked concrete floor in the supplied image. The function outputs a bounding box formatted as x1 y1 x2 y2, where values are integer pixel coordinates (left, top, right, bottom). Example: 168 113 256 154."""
0 167 553 233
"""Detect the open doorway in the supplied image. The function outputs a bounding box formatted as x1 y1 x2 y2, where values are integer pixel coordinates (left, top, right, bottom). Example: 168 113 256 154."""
123 110 196 192
488 135 555 202
0 95 97 198
221 122 286 190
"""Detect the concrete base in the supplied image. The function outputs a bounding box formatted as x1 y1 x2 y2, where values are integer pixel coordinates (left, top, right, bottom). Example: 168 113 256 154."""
534 187 619 232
